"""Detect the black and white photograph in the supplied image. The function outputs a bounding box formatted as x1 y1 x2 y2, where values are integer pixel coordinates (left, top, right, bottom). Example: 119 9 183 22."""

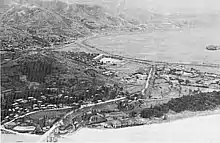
1 0 220 142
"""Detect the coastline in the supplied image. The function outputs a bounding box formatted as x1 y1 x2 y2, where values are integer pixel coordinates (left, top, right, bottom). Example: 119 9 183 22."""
81 31 220 68
59 110 220 143
59 108 220 136
86 107 220 131
2 103 220 142
2 29 220 142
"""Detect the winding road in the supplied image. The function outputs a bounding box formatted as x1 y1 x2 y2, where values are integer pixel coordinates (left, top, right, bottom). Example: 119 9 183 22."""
37 97 126 143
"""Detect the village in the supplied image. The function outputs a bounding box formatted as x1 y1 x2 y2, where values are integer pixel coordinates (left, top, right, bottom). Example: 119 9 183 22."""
1 49 147 134
1 48 220 138
1 26 220 137
1 1 220 143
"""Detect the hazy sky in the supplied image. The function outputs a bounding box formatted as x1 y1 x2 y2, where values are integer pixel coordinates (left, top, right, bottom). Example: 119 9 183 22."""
122 0 220 13
3 0 220 13
71 0 220 13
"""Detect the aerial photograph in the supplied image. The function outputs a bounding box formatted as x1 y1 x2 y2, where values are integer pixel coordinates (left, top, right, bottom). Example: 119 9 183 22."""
1 0 220 143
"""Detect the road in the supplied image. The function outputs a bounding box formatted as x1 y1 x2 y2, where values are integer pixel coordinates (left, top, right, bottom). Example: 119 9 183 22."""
37 97 126 142
141 66 156 98
2 30 220 142
37 33 220 142
141 67 153 96
2 107 73 127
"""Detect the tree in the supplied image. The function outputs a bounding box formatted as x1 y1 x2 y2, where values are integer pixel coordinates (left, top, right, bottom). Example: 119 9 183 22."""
129 111 137 118
185 79 190 85
163 115 168 120
117 101 123 110
140 108 164 118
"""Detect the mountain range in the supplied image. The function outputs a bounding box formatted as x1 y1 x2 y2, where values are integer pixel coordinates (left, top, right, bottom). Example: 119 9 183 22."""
0 0 138 50
1 0 220 50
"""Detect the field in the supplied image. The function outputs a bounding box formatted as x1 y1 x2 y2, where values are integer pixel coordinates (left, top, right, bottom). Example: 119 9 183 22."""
26 108 73 120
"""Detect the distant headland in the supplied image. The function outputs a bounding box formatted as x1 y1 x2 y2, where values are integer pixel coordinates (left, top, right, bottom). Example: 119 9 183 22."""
206 45 220 51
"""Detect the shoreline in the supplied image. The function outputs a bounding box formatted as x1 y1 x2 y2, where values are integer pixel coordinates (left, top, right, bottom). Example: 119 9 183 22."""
2 107 220 142
81 32 220 68
85 107 220 131
59 109 220 143
2 29 220 142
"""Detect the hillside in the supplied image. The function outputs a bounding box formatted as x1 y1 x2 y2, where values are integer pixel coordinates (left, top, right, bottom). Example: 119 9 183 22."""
1 50 123 121
2 0 219 51
0 0 136 51
0 0 134 123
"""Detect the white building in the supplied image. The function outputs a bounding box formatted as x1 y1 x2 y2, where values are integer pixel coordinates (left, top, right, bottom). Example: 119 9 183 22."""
93 54 104 60
100 57 121 65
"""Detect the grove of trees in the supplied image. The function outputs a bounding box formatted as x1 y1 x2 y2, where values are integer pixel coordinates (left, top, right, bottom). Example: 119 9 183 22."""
141 91 220 119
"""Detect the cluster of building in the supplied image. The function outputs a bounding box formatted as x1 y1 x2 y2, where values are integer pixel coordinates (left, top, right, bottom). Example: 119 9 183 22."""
158 65 219 87
0 49 21 63
66 51 99 66
93 54 122 65
65 52 124 78
1 50 128 123
0 51 148 137
45 98 143 137
155 65 220 98
1 81 127 129
1 87 80 124
4 107 72 135
122 72 148 84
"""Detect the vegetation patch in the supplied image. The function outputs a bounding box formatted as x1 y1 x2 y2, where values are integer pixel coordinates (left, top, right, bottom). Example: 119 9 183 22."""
141 91 220 118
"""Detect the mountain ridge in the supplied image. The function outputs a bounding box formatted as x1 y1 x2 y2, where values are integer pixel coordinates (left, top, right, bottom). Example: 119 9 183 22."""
0 0 138 51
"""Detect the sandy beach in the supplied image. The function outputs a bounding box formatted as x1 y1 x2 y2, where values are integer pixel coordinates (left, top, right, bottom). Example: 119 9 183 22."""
59 114 220 143
1 133 40 143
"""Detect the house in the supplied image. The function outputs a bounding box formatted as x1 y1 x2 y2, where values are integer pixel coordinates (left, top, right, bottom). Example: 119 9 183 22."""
1 89 13 94
89 115 107 125
28 82 40 89
15 99 23 102
4 122 17 130
121 119 134 127
103 123 112 128
33 107 39 111
47 104 55 109
103 71 113 76
93 54 104 60
175 70 183 75
12 103 19 106
13 126 36 133
20 75 27 82
171 79 179 85
58 125 74 135
182 71 193 77
134 74 147 80
110 120 122 128
28 97 34 100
